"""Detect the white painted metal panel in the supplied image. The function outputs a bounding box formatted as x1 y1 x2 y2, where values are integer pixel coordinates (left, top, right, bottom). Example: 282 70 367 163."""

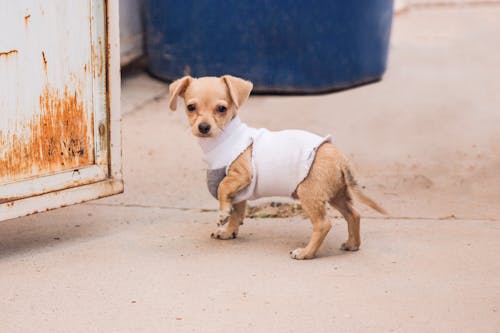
0 1 96 183
0 0 123 221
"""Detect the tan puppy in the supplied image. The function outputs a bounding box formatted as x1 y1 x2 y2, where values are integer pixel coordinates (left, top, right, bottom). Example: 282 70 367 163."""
169 75 386 260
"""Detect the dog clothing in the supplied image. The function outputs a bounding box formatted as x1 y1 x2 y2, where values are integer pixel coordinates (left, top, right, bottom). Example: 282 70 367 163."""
198 116 332 203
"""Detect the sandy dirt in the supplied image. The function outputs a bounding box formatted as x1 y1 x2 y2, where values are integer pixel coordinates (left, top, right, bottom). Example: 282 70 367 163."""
1 5 499 333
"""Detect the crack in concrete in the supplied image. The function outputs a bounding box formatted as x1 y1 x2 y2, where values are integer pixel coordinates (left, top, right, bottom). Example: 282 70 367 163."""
84 202 498 222
123 89 168 117
85 202 216 212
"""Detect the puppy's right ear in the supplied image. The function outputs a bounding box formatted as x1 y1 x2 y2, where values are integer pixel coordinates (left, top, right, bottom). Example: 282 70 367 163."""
169 76 193 111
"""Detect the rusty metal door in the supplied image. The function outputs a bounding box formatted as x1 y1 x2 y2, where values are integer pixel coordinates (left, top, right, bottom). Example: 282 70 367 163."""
0 0 123 221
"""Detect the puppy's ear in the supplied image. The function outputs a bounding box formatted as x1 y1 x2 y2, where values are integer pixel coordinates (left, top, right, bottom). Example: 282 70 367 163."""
169 76 193 111
222 75 253 109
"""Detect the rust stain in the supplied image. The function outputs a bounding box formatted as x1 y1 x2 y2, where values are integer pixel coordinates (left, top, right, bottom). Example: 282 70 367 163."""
0 49 18 57
0 84 94 182
41 51 47 73
0 197 19 205
24 14 31 27
91 38 105 78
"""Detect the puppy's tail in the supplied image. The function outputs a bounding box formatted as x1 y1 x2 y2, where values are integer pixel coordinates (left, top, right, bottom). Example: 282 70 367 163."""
342 166 387 215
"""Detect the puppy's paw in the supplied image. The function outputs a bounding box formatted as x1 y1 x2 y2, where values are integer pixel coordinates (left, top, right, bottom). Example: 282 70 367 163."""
340 241 360 251
290 247 314 260
218 209 232 226
211 227 238 240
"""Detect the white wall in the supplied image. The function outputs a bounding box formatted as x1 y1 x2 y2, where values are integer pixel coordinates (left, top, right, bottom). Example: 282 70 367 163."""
119 0 144 66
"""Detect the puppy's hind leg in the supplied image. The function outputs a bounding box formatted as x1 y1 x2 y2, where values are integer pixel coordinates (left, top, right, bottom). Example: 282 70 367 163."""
329 194 361 251
290 195 331 260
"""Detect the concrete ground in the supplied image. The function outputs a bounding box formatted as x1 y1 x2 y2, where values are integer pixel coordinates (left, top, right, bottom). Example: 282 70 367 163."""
1 5 500 333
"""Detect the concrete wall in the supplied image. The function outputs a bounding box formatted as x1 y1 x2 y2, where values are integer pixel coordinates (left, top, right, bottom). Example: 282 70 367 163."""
120 0 144 66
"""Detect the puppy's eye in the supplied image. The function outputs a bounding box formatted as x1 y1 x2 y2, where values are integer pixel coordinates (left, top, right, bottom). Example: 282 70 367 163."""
216 105 227 113
187 104 196 112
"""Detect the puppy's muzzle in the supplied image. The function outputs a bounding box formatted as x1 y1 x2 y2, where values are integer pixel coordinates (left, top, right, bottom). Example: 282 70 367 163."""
198 122 211 135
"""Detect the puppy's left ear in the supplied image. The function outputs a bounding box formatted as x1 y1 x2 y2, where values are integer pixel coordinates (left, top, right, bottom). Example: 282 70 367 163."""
222 75 253 109
169 76 193 111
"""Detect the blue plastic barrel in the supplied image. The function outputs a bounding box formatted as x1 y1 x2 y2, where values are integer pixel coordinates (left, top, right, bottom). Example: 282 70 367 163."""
145 1 393 93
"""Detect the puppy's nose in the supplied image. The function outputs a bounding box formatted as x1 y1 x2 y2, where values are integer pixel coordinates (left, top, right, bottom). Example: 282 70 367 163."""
198 122 211 134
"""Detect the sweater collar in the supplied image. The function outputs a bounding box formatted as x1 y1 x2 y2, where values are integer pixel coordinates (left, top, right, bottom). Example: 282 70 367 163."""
197 116 244 154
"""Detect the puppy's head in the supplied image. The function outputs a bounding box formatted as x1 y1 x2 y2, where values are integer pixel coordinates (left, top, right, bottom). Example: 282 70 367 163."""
169 75 253 137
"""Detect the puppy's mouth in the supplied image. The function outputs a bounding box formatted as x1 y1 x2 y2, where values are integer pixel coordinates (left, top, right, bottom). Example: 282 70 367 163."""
193 125 222 138
195 132 213 138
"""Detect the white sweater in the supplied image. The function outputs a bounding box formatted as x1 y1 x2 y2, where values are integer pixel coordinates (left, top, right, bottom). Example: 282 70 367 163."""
198 116 331 203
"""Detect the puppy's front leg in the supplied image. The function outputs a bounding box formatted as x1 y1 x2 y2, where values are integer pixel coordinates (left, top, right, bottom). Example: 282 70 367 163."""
211 147 252 240
211 201 247 239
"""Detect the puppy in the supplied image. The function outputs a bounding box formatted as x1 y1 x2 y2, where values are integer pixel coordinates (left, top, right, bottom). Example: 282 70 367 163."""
169 75 386 260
